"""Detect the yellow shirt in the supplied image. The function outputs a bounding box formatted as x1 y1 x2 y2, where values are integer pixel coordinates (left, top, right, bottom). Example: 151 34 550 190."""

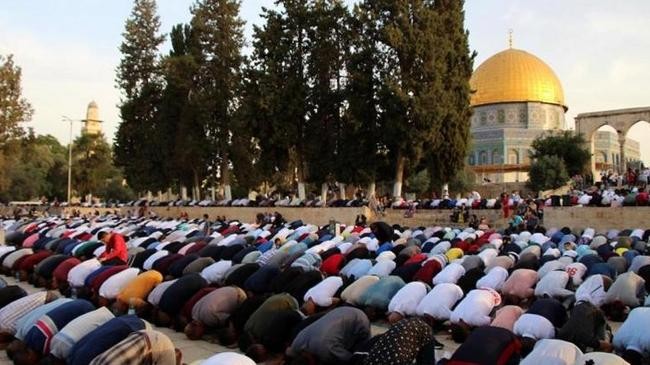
117 270 163 304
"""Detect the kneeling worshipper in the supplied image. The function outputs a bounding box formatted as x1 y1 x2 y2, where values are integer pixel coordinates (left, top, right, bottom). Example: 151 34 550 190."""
0 285 27 309
0 291 58 346
500 268 538 305
613 307 650 365
12 299 95 365
67 314 151 365
95 266 140 307
557 301 611 352
155 272 208 327
604 271 646 309
287 307 371 365
97 230 128 266
490 305 524 332
89 329 180 365
513 298 568 353
185 286 247 340
240 293 302 353
357 275 406 319
302 275 343 315
7 296 72 360
449 287 501 342
386 281 429 324
415 283 464 327
443 326 522 365
519 339 582 365
575 274 612 307
48 307 115 361
362 317 436 365
112 269 163 315
33 254 70 289
341 275 380 306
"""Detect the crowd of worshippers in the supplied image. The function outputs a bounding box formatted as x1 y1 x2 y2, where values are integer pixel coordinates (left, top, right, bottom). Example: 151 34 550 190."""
3 216 650 365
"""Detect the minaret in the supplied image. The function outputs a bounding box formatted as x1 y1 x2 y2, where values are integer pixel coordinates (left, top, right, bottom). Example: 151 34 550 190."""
82 101 103 135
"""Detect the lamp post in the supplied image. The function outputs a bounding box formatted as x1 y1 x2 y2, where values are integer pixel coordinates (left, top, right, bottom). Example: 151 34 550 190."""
62 116 82 205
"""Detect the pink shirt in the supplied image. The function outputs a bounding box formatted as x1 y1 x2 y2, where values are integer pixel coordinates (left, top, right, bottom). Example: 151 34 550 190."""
501 269 538 299
491 305 524 331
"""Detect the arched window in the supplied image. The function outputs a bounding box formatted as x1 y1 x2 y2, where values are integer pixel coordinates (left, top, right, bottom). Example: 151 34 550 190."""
492 149 502 164
508 149 519 165
479 151 488 165
468 154 476 166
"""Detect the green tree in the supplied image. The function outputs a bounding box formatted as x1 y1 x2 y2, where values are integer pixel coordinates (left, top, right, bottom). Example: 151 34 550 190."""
369 1 446 198
158 24 207 193
428 0 474 184
405 168 431 196
0 132 67 202
190 0 245 199
247 1 312 196
529 131 591 176
114 0 165 192
0 54 33 195
528 155 569 192
72 133 117 198
0 54 32 144
303 0 350 186
341 2 390 190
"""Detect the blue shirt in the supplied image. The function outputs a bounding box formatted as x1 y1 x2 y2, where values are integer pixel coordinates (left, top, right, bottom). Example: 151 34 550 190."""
68 315 147 365
15 298 72 340
24 299 95 353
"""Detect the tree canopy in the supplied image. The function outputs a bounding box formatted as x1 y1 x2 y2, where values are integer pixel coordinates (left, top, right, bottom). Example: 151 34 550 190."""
529 131 592 177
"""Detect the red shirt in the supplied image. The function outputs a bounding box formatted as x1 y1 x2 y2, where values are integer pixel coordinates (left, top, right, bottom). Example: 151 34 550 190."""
99 233 128 262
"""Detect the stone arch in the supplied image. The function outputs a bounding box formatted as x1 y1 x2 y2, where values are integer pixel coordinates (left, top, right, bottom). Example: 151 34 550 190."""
575 107 650 177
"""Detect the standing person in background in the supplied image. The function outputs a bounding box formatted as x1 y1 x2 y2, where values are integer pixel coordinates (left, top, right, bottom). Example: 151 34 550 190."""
501 193 510 219
202 214 212 236
98 231 128 266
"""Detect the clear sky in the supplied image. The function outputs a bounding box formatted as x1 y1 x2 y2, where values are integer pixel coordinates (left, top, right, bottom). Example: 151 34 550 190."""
1 1 650 161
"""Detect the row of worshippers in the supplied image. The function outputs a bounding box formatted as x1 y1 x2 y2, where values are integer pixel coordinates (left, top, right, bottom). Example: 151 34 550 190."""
3 216 650 364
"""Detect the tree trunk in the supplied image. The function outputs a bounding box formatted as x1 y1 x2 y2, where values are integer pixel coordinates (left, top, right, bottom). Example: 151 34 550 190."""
321 183 328 207
298 182 306 200
221 156 232 200
393 153 405 198
367 181 376 198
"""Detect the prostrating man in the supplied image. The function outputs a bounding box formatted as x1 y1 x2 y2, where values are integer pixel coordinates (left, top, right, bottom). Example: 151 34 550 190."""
0 291 57 346
14 299 95 365
48 307 115 361
89 329 180 365
112 269 163 316
97 230 128 266
362 317 436 365
444 326 521 365
613 307 650 365
185 286 247 340
156 272 208 327
287 307 371 365
67 314 150 365
557 301 611 352
449 287 501 342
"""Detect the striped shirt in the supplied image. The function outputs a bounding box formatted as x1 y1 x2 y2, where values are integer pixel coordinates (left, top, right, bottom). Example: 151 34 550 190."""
50 307 114 360
89 330 175 365
0 291 48 335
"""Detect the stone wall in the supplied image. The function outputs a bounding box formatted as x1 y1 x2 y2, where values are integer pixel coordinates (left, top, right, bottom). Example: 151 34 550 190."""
542 207 650 231
64 206 506 229
41 206 650 232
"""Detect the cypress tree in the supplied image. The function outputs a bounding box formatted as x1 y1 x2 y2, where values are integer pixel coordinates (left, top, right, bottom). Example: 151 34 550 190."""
190 0 245 200
114 0 165 192
428 0 474 187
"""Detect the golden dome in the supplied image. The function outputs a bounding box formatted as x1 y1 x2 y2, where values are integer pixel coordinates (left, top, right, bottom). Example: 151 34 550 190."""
470 48 566 110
